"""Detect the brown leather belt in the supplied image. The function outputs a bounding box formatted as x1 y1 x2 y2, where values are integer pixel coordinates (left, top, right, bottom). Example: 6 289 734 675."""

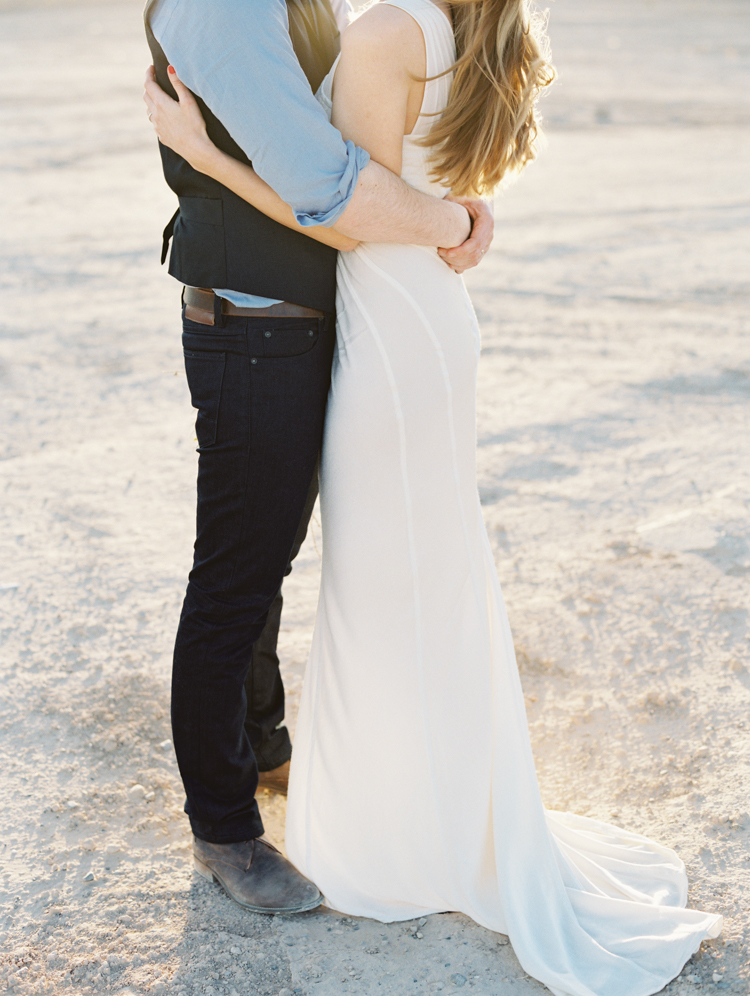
183 286 326 327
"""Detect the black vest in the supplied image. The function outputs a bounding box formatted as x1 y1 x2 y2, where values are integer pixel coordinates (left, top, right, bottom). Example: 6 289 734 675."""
144 0 340 313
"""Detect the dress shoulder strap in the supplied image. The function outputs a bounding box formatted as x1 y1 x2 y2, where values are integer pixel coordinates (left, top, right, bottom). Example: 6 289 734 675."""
380 0 456 128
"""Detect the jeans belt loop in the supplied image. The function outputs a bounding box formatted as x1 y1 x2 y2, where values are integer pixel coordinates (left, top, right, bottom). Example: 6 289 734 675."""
213 291 225 329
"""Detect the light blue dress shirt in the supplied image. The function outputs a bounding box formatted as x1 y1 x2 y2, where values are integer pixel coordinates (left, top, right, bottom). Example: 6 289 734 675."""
150 0 365 307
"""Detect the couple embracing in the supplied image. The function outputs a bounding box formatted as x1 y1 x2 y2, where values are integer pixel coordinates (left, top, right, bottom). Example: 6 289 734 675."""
143 1 720 993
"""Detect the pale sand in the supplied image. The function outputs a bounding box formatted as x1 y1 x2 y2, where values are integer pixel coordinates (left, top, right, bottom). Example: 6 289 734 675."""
0 1 749 994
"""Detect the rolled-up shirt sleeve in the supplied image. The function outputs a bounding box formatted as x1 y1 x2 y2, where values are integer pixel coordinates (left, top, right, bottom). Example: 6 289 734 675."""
152 0 369 227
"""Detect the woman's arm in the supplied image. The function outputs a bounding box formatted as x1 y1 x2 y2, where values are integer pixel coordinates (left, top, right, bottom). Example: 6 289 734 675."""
143 67 358 253
196 144 360 253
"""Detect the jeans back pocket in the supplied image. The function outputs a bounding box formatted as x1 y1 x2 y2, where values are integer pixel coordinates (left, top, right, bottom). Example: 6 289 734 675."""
183 349 226 448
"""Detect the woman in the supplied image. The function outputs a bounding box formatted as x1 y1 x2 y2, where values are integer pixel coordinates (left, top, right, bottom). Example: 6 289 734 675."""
144 1 721 993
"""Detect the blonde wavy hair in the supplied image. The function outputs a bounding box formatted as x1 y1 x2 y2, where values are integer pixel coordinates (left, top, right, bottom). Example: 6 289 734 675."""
421 0 555 197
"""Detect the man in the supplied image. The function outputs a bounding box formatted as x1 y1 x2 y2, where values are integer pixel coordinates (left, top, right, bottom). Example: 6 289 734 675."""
144 0 492 915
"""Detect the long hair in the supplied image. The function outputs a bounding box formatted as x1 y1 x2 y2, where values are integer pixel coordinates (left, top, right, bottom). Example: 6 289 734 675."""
421 0 555 197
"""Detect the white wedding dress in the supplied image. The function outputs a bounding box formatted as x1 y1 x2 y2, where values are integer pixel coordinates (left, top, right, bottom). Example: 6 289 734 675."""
285 2 722 993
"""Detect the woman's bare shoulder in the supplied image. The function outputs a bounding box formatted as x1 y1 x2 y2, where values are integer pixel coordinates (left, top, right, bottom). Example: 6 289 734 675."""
341 2 424 70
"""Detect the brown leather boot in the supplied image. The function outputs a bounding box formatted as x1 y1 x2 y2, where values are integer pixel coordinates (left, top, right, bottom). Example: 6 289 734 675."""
193 836 321 914
257 759 290 796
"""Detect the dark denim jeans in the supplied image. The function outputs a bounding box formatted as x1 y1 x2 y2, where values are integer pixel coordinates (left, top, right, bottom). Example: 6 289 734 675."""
173 309 334 844
244 475 318 772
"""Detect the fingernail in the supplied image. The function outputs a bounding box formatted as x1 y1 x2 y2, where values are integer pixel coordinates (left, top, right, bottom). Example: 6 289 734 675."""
168 65 176 74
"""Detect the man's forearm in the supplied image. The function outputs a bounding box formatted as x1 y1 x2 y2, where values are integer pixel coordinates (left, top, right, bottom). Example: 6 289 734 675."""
334 161 470 248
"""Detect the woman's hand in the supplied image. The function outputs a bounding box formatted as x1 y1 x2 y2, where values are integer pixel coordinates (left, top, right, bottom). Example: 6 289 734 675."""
143 65 216 174
438 197 494 274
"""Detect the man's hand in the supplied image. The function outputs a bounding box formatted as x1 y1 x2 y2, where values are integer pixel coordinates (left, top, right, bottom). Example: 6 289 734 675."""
438 197 494 274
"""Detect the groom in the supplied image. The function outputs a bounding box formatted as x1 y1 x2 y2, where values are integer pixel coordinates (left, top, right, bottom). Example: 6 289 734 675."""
145 0 492 914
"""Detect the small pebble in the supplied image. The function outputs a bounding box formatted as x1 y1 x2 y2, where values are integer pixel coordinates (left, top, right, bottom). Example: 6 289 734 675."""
128 784 147 801
159 739 173 750
713 973 723 983
83 872 95 882
230 946 241 954
450 974 467 987
416 931 424 939
66 800 79 809
418 917 427 926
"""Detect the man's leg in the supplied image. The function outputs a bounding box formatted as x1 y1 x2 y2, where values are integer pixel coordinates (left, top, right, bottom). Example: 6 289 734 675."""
172 311 334 851
244 470 318 775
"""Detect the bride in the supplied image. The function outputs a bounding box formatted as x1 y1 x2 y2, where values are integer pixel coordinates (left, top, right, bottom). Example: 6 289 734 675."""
144 1 721 993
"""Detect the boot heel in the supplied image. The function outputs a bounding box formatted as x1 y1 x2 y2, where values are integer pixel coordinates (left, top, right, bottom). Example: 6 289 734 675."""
193 855 216 881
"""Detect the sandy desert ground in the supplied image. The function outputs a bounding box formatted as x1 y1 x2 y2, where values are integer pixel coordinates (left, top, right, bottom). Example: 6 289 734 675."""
1 0 749 994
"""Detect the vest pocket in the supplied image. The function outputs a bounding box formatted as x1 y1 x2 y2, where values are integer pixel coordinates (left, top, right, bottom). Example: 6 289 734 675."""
179 196 223 226
183 349 226 448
